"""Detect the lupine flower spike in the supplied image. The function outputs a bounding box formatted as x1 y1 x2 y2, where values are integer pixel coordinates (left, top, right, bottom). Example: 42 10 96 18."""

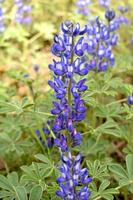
49 21 89 148
84 11 118 72
56 152 92 199
49 21 92 199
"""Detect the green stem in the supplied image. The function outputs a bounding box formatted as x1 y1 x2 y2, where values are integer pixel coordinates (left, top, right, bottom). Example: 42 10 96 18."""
39 126 51 158
93 196 101 200
68 79 72 106
107 98 127 106
47 124 56 139
30 128 45 153
28 83 36 110
68 26 74 107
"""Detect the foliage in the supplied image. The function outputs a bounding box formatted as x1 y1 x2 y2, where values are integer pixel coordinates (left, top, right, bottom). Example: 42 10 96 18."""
0 0 133 199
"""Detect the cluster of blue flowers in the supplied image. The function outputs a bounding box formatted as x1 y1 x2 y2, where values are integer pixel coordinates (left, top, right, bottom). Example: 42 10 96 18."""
76 0 91 16
56 153 92 199
14 0 32 24
116 5 129 25
0 0 32 33
48 21 92 199
44 9 121 198
82 10 118 72
49 21 89 148
0 0 5 32
76 0 130 28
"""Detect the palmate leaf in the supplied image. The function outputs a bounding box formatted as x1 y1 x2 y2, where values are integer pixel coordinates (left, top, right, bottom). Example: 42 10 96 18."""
0 175 13 191
0 101 23 114
90 180 119 200
75 137 110 157
0 131 33 157
0 172 27 200
87 160 109 180
96 104 123 119
21 156 55 188
109 154 133 193
0 97 34 115
95 119 123 138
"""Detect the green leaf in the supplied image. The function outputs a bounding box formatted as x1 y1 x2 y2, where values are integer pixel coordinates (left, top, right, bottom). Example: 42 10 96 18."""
7 172 19 187
0 101 23 114
101 193 114 200
0 190 12 198
29 185 43 200
99 180 110 192
95 119 122 138
126 154 133 179
14 186 27 200
21 165 38 181
0 175 13 191
35 154 52 165
109 164 128 179
88 160 109 180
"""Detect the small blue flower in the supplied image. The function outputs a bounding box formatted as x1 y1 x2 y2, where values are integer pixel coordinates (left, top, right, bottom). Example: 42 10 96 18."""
131 37 133 46
75 37 86 56
116 16 129 25
54 135 68 152
98 0 111 8
35 127 54 148
128 94 133 105
105 9 115 22
0 5 5 32
118 5 129 13
14 0 32 24
71 128 82 146
33 64 40 72
98 61 108 71
76 0 91 16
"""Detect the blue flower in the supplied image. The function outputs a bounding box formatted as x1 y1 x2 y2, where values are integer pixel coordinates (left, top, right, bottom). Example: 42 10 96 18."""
118 5 129 13
128 94 133 105
46 20 123 198
0 4 5 32
98 0 111 8
54 135 68 152
105 9 115 22
35 126 54 148
56 152 92 200
49 21 88 149
84 15 119 72
76 0 91 16
33 64 40 72
71 128 82 146
14 0 32 24
131 37 133 46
